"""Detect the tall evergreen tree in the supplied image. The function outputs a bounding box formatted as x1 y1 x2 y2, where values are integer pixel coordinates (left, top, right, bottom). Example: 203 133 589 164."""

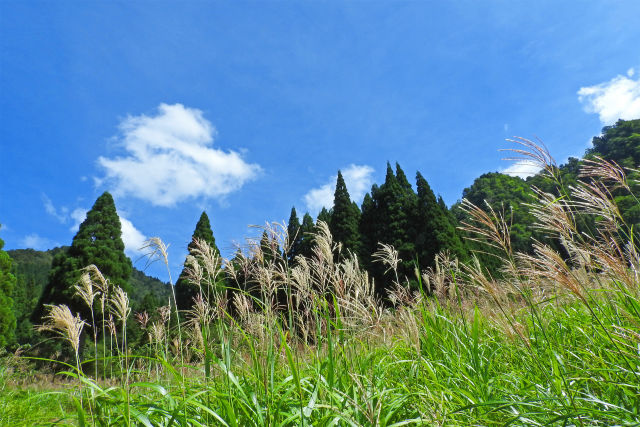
286 207 302 264
415 172 468 274
330 171 361 256
298 213 316 260
175 211 221 311
316 207 332 226
33 192 132 323
0 225 16 347
359 189 379 271
360 163 417 294
392 163 418 276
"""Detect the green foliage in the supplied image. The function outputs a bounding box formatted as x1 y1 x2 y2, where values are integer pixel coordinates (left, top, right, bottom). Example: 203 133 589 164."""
453 172 536 274
33 192 132 324
415 172 468 273
8 247 63 345
298 212 315 260
587 118 640 169
329 171 361 256
176 211 221 311
316 207 331 226
286 207 302 264
0 227 17 347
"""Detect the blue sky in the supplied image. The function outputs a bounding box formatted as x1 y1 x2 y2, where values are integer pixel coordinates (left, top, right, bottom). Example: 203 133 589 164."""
1 1 639 280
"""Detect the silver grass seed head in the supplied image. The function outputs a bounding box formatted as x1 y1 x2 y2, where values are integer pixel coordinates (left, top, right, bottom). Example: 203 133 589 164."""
110 286 131 323
74 272 98 310
37 304 86 354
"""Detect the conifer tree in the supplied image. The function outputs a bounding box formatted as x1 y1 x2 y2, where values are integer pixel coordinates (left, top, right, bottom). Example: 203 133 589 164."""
0 226 16 347
330 171 361 256
286 207 302 264
298 213 315 260
175 211 221 311
392 163 418 276
316 207 332 226
33 192 132 323
359 189 379 271
360 163 417 294
415 172 468 272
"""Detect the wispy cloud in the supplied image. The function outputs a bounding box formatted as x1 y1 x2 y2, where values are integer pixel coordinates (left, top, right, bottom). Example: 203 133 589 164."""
97 103 261 207
42 194 69 223
500 160 541 179
304 164 374 214
578 68 640 124
20 233 56 250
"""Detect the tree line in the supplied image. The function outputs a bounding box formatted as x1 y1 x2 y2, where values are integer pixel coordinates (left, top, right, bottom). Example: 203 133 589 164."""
0 118 638 349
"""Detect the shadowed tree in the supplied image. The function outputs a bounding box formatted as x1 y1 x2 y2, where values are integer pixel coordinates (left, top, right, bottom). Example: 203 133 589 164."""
287 207 302 264
316 207 332 227
298 213 316 260
415 172 468 273
175 211 221 312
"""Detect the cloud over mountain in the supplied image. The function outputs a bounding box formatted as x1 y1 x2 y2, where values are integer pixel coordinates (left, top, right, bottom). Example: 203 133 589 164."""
578 68 640 124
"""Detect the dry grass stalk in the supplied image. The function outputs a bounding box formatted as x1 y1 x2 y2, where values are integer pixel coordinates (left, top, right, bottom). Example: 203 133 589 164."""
459 198 512 256
569 181 623 227
134 311 150 329
516 242 586 303
501 136 557 179
37 304 86 357
110 286 131 324
528 187 577 240
580 156 630 191
74 272 99 310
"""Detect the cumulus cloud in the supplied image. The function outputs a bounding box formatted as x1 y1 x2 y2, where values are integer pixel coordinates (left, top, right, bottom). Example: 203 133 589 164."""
578 69 640 124
118 215 148 257
97 103 261 207
304 165 375 214
500 161 541 179
21 233 56 250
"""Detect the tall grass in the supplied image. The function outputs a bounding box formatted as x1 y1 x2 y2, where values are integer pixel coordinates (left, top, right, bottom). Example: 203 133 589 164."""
5 142 639 425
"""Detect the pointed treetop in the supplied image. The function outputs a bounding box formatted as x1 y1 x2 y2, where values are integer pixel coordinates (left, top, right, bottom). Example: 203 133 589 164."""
189 211 218 255
317 207 331 225
384 162 396 184
395 163 413 193
287 207 302 263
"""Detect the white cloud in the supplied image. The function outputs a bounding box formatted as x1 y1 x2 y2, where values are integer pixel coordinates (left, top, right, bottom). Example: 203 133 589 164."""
304 164 375 214
578 69 640 124
500 161 541 179
43 194 69 223
70 208 87 232
118 215 147 257
21 233 55 250
97 103 261 207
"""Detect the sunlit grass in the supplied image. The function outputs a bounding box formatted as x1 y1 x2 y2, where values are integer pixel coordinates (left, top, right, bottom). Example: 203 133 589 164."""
2 146 639 425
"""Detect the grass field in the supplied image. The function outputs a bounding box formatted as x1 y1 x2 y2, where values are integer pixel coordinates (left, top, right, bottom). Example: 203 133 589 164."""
2 153 639 426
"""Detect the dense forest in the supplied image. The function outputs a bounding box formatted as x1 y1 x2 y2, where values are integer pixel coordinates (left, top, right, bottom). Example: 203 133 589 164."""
0 118 639 351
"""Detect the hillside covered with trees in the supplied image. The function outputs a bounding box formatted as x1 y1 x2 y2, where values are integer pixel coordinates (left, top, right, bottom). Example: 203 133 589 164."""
2 118 639 350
